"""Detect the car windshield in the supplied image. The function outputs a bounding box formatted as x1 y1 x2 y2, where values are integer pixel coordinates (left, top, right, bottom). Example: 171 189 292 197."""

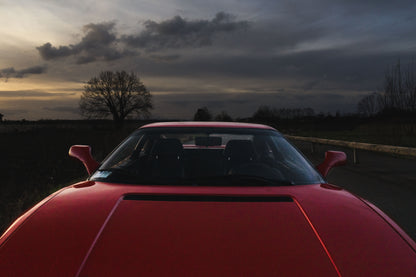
91 127 324 186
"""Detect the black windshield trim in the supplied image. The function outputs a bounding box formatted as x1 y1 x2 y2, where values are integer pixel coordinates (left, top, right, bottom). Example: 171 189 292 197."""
123 194 293 202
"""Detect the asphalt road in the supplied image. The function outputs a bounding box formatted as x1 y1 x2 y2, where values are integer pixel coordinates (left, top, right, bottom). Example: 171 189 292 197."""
292 140 416 241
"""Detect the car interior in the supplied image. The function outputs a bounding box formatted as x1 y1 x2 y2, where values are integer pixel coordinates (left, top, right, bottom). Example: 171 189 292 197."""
144 137 273 180
97 130 323 185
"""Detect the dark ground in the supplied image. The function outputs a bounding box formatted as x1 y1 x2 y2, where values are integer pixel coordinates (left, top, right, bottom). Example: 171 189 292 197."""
0 121 143 233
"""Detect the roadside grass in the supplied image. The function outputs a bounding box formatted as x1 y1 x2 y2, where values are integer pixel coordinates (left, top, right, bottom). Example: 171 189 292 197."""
0 121 140 234
286 121 416 148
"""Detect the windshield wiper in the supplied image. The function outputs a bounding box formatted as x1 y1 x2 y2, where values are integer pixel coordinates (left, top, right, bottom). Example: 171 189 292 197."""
92 168 150 183
96 167 136 176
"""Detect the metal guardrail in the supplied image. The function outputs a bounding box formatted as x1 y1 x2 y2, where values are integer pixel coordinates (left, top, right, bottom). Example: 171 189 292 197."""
285 135 416 164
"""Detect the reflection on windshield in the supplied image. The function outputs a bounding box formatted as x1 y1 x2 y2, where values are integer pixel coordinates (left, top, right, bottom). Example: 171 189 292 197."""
91 127 324 186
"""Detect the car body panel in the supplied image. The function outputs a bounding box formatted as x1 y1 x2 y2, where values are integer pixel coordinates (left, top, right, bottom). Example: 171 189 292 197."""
1 182 416 276
0 182 121 276
294 185 416 276
79 193 338 276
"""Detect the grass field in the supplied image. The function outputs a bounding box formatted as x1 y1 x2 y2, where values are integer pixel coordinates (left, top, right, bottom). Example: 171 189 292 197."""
280 117 416 148
0 121 141 233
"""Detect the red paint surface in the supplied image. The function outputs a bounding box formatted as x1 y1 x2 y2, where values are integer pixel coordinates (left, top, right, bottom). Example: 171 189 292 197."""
293 197 342 277
69 145 100 175
1 182 416 276
79 197 338 276
316 151 347 177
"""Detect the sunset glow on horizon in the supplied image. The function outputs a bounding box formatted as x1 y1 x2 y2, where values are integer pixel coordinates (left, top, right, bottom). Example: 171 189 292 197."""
1 0 416 120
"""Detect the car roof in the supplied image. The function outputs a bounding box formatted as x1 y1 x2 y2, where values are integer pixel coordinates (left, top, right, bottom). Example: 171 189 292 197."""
140 121 276 130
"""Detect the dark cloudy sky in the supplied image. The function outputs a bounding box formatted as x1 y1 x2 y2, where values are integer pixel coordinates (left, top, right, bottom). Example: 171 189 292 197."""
1 0 415 120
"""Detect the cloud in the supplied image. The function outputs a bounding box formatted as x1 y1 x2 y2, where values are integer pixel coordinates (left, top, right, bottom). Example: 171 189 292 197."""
35 14 249 63
125 49 378 88
122 12 250 51
0 65 47 80
43 106 79 114
27 8 416 117
15 65 48 77
36 43 76 60
0 98 81 120
36 22 129 64
0 90 75 98
0 109 29 116
149 54 181 62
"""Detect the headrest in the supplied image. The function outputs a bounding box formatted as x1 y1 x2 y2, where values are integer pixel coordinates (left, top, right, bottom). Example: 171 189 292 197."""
152 138 183 158
224 140 255 161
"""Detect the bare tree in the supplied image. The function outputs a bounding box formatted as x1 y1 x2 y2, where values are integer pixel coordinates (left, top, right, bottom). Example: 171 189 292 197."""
80 71 152 128
252 105 279 122
357 60 416 116
357 92 381 117
215 111 233 121
380 60 416 114
403 61 416 112
193 107 213 121
277 107 315 119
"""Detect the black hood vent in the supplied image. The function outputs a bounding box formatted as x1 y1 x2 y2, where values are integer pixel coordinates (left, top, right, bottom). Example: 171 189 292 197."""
123 194 293 202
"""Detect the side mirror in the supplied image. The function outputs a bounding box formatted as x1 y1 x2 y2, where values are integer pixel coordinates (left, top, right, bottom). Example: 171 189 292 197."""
316 151 347 177
69 145 100 175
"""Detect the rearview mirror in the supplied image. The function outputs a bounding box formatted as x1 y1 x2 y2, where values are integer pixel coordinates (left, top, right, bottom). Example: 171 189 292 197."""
195 136 222 146
69 145 100 175
316 151 347 177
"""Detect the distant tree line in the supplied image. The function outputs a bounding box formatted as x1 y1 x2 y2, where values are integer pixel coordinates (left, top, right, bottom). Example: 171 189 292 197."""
252 106 315 120
358 60 416 117
193 106 316 123
193 107 233 122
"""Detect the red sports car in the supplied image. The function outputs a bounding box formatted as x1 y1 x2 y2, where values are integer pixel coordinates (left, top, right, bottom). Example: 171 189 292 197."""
1 122 415 276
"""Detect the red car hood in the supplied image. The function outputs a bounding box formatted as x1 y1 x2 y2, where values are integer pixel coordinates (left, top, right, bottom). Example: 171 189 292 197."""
1 182 415 276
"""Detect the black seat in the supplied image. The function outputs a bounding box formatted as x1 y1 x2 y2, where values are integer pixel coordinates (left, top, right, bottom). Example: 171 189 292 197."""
224 140 255 174
150 138 184 179
253 137 275 166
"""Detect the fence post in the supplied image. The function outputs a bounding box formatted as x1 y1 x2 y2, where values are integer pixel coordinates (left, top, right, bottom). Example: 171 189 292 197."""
353 148 359 164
